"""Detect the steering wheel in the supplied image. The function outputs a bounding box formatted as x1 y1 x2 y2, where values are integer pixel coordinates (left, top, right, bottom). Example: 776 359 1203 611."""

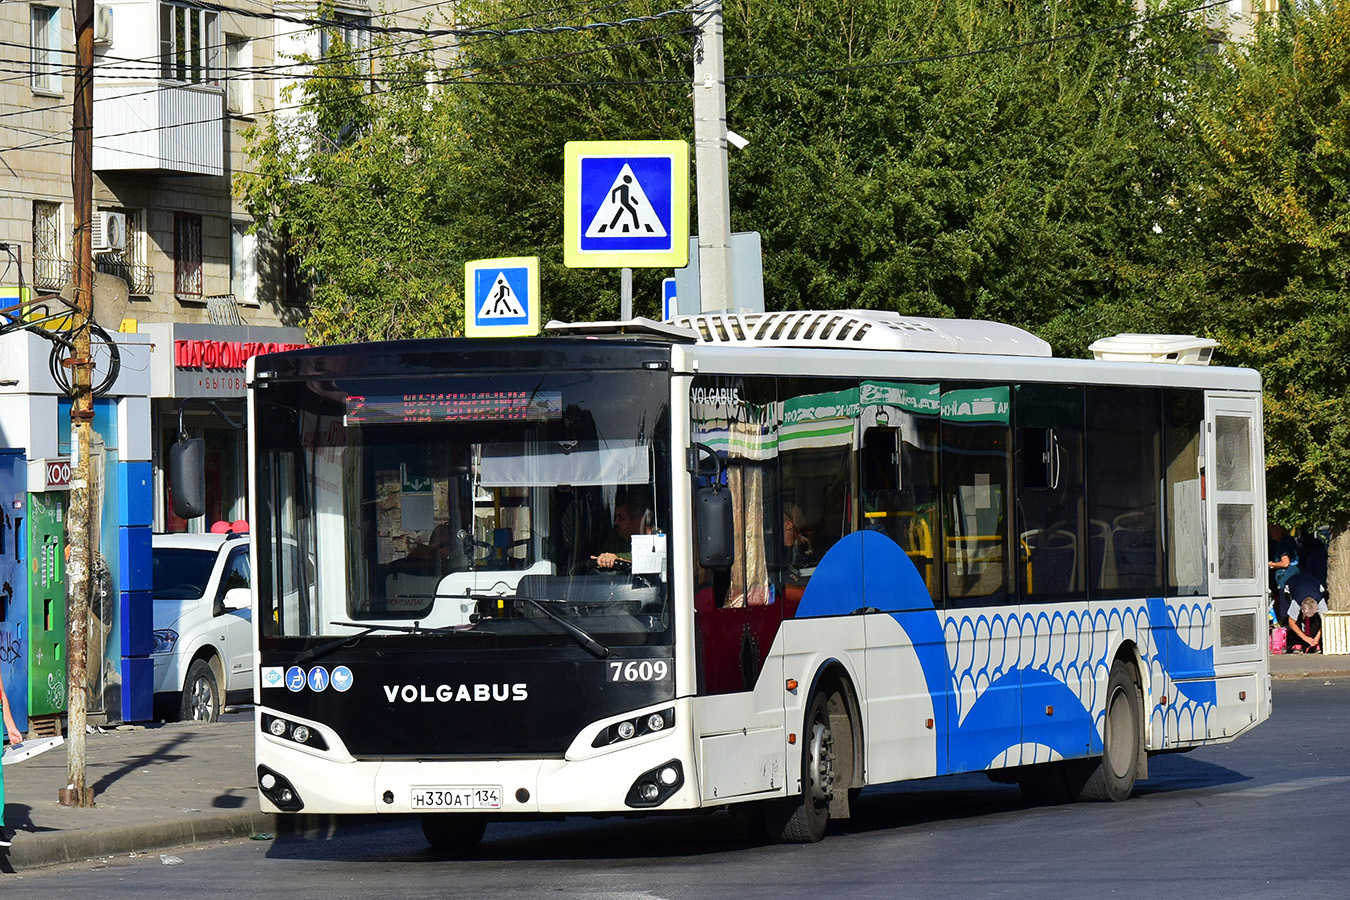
585 555 631 573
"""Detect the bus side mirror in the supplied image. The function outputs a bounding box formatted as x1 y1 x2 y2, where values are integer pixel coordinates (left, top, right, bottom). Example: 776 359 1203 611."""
169 437 206 519
695 487 734 568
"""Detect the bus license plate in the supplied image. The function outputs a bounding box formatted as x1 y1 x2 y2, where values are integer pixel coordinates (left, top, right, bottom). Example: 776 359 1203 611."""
411 786 503 810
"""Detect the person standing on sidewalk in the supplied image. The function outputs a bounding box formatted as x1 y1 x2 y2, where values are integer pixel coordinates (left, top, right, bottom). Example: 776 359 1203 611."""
0 663 22 847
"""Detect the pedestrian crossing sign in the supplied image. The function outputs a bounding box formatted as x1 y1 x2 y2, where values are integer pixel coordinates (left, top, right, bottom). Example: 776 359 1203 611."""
465 256 541 338
564 140 689 269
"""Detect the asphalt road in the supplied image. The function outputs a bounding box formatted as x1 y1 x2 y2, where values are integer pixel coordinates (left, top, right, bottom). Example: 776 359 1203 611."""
6 677 1347 900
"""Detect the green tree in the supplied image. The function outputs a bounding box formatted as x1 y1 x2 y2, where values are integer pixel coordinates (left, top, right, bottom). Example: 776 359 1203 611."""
1192 1 1350 606
237 27 463 343
242 1 1221 336
436 0 1219 333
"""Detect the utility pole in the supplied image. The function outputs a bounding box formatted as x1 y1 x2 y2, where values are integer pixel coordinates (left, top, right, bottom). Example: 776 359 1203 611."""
60 0 96 809
691 0 733 313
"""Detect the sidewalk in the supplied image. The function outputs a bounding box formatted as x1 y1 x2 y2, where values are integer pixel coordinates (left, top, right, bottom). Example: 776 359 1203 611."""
4 654 1350 873
1 711 271 873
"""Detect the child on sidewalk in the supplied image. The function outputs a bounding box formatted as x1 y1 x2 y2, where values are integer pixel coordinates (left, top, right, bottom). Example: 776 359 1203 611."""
0 663 22 847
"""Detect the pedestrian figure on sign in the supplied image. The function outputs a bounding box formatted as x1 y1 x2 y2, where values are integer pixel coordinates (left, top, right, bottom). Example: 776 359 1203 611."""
601 175 651 234
491 281 513 315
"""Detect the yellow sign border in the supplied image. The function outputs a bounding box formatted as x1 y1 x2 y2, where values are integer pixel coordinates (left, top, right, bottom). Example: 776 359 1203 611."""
464 256 541 338
563 140 689 269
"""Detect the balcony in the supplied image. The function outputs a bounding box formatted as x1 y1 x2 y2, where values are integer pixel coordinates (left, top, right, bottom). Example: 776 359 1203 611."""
94 82 224 176
94 255 154 296
33 258 72 293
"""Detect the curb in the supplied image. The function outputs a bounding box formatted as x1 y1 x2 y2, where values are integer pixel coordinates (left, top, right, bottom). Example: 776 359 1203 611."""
3 811 276 872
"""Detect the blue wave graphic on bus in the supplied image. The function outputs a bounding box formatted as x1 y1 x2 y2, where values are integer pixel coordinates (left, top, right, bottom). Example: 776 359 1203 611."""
795 531 1216 770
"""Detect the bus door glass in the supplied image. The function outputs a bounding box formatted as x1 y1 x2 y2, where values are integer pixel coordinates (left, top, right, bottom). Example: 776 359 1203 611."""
688 375 782 695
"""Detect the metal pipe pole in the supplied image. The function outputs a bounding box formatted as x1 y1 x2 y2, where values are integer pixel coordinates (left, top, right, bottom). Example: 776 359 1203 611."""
620 267 633 320
61 0 96 809
691 1 733 313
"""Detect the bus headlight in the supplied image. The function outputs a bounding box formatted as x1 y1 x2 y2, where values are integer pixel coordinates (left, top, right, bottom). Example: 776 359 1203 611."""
261 714 329 750
593 708 675 747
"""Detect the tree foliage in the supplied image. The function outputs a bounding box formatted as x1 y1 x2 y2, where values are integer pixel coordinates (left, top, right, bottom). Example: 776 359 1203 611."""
237 28 463 343
243 0 1220 337
1188 1 1350 597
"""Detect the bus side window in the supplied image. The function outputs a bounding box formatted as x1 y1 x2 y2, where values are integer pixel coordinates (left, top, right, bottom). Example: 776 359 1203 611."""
1014 384 1086 602
941 383 1013 605
1086 387 1163 598
860 389 941 599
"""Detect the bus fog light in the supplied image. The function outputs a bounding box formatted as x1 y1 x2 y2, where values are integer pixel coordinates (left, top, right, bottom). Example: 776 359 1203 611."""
269 718 288 736
257 765 305 812
647 714 666 732
617 721 636 740
292 725 310 744
625 759 684 808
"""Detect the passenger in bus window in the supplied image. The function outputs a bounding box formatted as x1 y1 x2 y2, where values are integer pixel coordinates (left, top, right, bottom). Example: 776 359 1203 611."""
594 492 653 569
780 503 816 612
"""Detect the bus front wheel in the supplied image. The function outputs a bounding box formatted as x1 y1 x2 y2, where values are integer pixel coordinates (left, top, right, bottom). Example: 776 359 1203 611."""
1078 659 1143 802
764 686 849 843
420 814 487 852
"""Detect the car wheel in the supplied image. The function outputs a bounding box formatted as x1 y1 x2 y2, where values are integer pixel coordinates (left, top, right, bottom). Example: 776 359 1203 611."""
180 659 221 723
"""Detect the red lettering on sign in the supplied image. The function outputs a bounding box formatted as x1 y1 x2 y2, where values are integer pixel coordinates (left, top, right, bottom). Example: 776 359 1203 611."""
173 339 309 372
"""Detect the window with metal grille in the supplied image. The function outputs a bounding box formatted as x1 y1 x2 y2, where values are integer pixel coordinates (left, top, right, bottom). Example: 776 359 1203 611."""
32 200 67 290
174 213 203 296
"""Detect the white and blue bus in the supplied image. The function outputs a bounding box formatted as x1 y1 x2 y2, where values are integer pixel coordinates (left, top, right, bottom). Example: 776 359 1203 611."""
245 310 1269 847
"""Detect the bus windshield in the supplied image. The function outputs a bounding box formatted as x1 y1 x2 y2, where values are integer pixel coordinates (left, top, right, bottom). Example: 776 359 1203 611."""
254 369 672 646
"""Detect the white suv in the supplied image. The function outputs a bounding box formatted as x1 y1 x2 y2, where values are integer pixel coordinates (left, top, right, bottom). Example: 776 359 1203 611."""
151 532 253 722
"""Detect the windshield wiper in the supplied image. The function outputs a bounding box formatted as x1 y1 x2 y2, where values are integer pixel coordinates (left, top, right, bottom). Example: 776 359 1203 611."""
471 594 611 659
295 621 470 664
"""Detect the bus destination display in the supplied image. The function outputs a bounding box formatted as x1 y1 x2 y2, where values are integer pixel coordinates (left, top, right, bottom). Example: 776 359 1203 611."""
344 390 563 424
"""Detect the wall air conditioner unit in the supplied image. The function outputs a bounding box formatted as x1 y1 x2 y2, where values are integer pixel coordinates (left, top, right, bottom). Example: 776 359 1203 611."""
93 5 114 45
92 211 128 253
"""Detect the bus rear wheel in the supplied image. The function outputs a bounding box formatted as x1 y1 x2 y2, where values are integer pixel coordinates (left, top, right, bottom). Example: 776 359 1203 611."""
1078 659 1142 802
419 814 487 852
765 686 849 843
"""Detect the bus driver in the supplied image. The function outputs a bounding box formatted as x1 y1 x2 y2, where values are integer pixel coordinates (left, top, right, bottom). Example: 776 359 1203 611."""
593 494 654 569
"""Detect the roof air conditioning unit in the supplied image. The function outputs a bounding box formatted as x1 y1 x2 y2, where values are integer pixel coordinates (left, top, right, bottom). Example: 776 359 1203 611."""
92 211 128 253
1088 333 1218 366
93 5 114 45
